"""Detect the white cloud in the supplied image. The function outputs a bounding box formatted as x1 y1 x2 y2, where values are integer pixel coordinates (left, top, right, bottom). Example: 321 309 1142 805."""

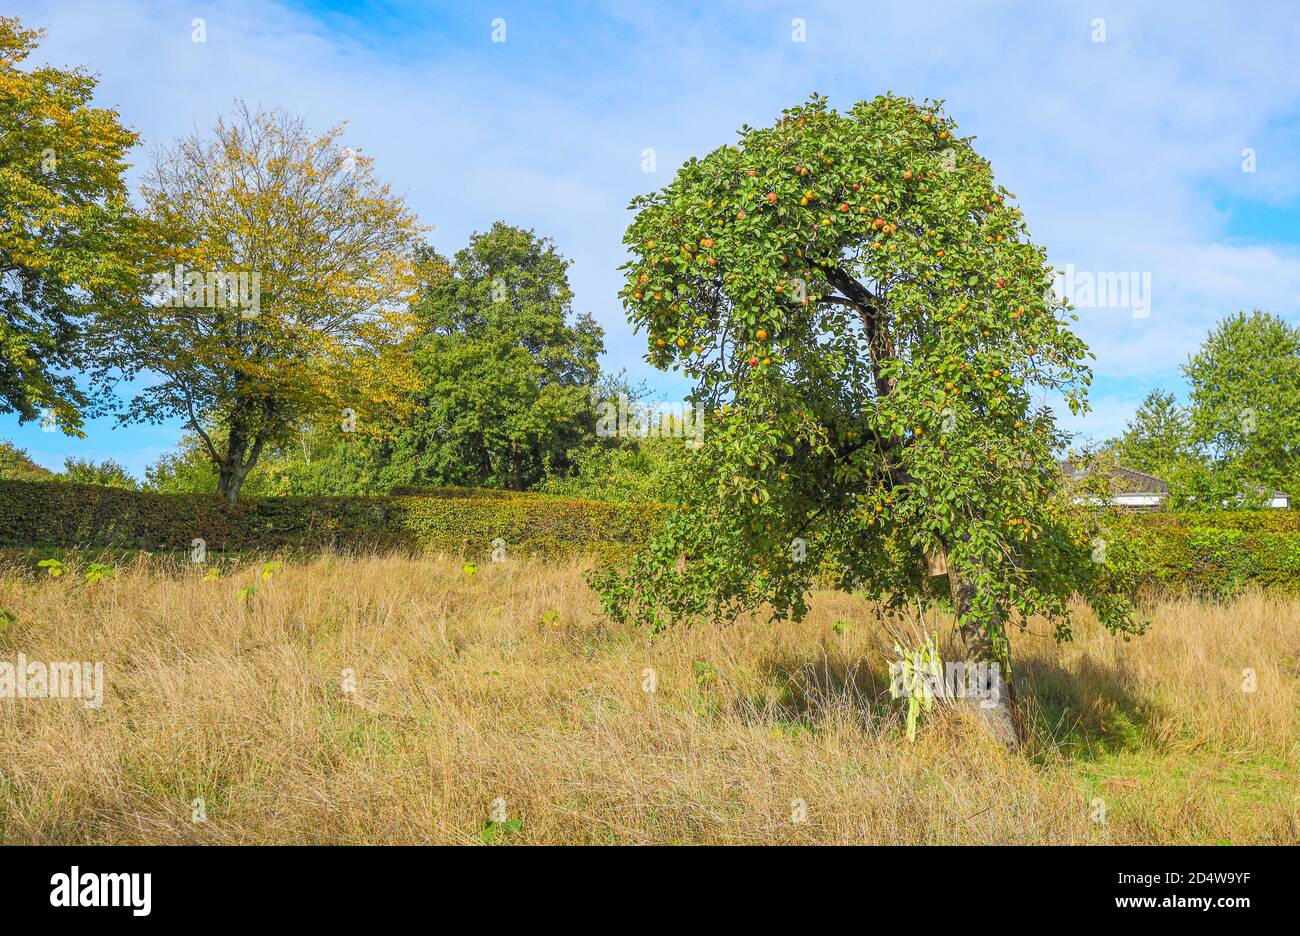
9 0 1300 465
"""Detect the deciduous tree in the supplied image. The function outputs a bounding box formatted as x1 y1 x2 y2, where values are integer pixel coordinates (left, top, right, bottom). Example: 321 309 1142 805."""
598 94 1138 743
1183 310 1300 499
0 437 51 480
97 102 424 504
59 456 137 489
382 225 604 491
1110 390 1192 478
0 17 140 433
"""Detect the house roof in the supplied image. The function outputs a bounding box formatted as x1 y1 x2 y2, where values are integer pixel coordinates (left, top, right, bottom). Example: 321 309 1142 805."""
1060 460 1170 495
1226 482 1293 502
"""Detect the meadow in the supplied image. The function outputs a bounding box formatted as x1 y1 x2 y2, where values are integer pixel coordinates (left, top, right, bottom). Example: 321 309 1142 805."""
0 552 1295 845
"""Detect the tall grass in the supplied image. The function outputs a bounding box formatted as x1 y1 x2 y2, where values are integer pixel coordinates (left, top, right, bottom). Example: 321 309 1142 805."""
0 553 1295 844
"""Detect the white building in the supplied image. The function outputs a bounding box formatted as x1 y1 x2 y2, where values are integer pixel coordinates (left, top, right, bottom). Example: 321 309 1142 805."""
1060 461 1289 510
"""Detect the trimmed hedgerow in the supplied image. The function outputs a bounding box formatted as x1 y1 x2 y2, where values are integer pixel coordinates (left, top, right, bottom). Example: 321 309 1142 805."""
0 479 660 558
386 485 538 499
0 479 1293 596
1099 511 1300 598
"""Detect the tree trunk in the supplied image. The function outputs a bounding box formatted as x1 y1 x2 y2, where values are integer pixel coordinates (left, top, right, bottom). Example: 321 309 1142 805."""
509 452 526 491
215 415 266 507
823 268 1022 747
946 563 1021 749
217 466 246 507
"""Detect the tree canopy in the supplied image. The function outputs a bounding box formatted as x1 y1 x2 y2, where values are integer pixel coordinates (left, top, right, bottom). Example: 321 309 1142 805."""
0 437 51 480
0 16 140 434
95 102 425 503
381 224 605 490
1103 312 1300 507
1110 390 1193 477
59 456 137 489
1184 310 1300 498
598 95 1137 711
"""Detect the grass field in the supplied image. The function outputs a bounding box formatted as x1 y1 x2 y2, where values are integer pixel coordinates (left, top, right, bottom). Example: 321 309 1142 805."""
0 553 1296 844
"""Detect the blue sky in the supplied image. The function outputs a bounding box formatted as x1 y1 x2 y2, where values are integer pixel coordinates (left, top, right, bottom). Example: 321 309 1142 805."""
5 0 1299 477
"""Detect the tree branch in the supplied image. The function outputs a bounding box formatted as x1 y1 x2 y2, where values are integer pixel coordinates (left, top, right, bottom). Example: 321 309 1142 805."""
824 266 897 399
185 391 223 469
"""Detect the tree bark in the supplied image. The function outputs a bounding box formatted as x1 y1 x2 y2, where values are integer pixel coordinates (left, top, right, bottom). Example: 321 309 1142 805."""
946 562 1022 749
217 465 246 506
217 420 249 507
215 413 267 507
509 450 526 491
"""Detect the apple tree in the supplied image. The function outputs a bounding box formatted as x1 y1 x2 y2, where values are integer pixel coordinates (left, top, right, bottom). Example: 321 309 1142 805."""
597 94 1139 741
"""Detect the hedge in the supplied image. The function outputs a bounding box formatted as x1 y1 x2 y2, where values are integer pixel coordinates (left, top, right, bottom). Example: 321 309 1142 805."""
0 479 1294 597
1102 511 1300 597
386 485 538 499
0 479 659 558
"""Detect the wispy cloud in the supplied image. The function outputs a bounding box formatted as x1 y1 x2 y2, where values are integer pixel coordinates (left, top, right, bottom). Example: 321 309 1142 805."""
5 0 1298 467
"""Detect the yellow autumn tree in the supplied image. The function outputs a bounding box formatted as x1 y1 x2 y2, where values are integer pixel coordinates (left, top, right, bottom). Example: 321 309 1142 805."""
96 101 425 503
0 16 141 434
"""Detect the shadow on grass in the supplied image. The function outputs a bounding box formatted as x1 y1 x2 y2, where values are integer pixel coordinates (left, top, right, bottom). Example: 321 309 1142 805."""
1016 654 1167 764
740 644 1168 761
737 651 899 734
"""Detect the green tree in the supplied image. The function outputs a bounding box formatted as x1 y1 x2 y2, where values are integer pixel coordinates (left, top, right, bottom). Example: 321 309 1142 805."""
1183 311 1300 499
597 94 1138 744
58 456 138 489
1110 390 1193 477
1107 387 1265 511
537 437 684 504
0 17 140 433
143 433 218 493
382 224 605 491
244 422 386 496
97 102 424 505
144 423 384 496
0 438 52 480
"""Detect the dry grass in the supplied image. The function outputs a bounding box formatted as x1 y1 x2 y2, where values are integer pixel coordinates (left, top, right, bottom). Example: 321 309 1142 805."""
0 552 1296 844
